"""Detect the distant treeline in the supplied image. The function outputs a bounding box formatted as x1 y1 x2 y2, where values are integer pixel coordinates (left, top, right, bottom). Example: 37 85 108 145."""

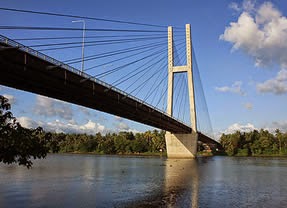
220 129 287 156
45 130 166 155
4 92 287 170
1 95 166 168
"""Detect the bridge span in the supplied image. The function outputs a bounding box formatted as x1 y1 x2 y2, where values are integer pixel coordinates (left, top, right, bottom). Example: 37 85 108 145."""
0 34 221 149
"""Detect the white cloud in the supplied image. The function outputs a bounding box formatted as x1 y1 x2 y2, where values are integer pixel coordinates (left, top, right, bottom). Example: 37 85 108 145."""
18 116 106 135
80 120 105 132
257 69 287 94
116 122 129 131
3 94 16 105
216 120 287 140
33 95 73 120
220 1 287 69
229 0 255 13
256 2 281 24
243 102 253 110
215 81 246 96
242 0 256 12
269 121 287 132
214 122 257 140
114 121 139 134
112 116 139 133
18 116 41 129
229 2 241 12
224 123 257 134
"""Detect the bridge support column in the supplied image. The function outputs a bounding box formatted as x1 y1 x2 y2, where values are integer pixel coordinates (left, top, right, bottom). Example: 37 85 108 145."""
165 24 198 158
165 132 198 158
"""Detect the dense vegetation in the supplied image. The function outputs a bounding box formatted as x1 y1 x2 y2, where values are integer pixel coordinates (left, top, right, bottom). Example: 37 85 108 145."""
2 94 287 169
43 130 166 155
0 95 166 168
220 129 287 156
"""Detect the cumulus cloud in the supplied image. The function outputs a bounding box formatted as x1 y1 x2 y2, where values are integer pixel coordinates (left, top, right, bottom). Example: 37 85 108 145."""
229 0 256 12
33 95 73 120
215 81 246 95
243 102 253 110
115 121 139 133
229 2 241 12
214 122 257 140
221 1 287 69
269 121 287 132
216 120 287 140
242 0 256 12
257 69 287 94
18 116 106 135
3 94 16 105
116 122 129 131
113 116 140 133
224 123 257 134
18 117 40 129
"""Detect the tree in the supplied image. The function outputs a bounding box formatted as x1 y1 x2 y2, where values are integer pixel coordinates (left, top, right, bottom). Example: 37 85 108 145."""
0 95 53 168
114 133 129 153
220 133 237 156
275 129 282 154
220 129 287 156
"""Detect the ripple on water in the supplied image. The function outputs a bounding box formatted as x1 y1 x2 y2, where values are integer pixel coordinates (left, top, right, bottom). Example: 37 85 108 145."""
0 155 287 207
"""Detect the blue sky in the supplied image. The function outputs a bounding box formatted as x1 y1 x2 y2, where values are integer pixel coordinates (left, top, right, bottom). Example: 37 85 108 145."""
1 0 287 139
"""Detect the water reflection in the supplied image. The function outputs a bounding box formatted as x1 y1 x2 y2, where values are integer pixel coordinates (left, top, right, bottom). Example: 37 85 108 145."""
1 155 287 207
126 158 200 208
163 159 199 208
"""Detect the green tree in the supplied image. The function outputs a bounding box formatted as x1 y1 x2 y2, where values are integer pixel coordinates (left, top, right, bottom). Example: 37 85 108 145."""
220 129 287 156
275 129 283 154
0 95 54 168
114 133 129 153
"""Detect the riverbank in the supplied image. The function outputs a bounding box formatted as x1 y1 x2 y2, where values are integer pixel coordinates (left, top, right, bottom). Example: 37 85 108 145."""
236 154 287 157
60 151 287 158
59 151 167 157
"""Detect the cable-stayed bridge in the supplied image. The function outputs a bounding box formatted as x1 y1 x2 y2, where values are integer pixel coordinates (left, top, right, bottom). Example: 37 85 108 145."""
0 7 222 157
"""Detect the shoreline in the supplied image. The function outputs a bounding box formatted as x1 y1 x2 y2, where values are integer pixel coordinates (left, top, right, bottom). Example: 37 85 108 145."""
50 152 287 158
234 154 287 157
55 151 167 158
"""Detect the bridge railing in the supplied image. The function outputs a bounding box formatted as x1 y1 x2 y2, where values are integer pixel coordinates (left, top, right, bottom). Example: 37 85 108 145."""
0 34 190 128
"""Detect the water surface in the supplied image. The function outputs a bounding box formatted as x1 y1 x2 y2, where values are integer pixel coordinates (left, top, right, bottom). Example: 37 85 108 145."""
0 154 287 207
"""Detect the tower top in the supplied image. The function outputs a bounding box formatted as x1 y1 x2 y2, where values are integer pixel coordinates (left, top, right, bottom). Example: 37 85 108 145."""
167 24 197 132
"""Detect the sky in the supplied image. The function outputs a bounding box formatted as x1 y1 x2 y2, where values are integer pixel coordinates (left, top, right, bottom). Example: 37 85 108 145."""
1 0 287 139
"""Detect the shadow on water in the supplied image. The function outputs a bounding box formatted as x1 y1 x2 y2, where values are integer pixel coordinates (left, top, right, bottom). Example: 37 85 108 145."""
122 158 201 208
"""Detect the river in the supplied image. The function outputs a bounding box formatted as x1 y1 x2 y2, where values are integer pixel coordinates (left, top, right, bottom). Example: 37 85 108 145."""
0 154 287 207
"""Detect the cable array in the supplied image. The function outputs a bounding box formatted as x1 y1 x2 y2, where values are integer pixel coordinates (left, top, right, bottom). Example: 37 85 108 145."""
192 47 214 137
0 6 213 135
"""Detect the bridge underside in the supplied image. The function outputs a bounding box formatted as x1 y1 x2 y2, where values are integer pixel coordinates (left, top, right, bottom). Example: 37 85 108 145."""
0 40 222 149
0 42 191 133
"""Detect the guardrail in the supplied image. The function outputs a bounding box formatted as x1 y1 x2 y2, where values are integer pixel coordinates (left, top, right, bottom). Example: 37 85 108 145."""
0 34 190 128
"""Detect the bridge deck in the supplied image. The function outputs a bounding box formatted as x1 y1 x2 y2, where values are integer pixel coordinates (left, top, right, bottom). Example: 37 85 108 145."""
0 35 221 147
0 35 192 134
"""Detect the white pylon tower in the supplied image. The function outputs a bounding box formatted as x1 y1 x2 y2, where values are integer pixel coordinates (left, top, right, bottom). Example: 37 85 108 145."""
165 24 198 158
167 24 197 132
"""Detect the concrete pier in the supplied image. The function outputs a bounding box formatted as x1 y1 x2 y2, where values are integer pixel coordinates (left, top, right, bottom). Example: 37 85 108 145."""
165 132 198 158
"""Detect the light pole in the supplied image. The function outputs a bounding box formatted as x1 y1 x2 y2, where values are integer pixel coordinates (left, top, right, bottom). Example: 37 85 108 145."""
72 20 85 73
